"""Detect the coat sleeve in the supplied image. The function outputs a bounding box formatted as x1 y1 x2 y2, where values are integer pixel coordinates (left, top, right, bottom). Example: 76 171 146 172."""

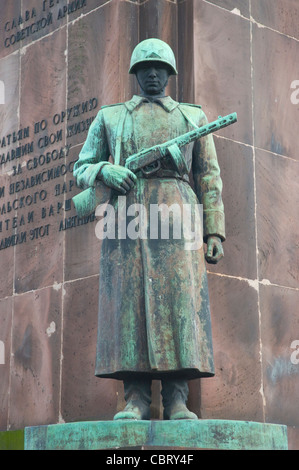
192 110 226 242
73 110 111 189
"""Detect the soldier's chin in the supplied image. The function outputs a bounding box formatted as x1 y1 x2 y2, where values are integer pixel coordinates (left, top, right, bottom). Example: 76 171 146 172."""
146 86 161 94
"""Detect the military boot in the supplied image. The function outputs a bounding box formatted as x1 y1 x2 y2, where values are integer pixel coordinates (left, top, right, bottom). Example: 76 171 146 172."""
161 378 198 420
114 378 152 420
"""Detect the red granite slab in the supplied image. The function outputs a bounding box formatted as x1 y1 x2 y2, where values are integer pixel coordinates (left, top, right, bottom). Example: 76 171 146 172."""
256 149 299 289
0 1 21 59
203 0 249 18
0 297 12 431
251 0 299 39
9 287 61 429
260 284 299 426
61 276 118 422
200 274 263 422
252 24 299 160
194 0 252 145
208 137 257 280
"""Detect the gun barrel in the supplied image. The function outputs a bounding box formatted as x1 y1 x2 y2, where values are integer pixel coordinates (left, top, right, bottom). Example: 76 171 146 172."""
166 112 237 147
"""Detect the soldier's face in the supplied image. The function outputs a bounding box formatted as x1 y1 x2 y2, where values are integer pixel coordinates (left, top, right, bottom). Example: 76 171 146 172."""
136 62 170 98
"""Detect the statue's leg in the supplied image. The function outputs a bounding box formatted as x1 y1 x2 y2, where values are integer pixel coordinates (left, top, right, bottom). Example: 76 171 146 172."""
114 377 152 420
161 378 198 420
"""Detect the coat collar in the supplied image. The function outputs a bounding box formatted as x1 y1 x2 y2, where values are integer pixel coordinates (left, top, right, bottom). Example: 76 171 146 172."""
125 95 179 113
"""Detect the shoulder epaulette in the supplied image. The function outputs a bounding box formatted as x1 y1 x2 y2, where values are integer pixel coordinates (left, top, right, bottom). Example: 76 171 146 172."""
179 103 202 109
101 103 124 109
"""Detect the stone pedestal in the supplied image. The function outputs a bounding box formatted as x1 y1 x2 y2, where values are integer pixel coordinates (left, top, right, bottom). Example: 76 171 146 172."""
24 419 288 451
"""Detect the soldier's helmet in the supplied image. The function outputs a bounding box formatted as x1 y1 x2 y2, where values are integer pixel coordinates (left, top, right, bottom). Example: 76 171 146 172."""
129 38 178 75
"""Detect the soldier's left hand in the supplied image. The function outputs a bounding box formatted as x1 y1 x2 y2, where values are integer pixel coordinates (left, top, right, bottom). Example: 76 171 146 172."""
205 236 224 264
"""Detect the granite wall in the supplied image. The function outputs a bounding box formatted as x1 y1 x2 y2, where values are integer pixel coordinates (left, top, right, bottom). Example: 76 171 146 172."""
0 0 298 450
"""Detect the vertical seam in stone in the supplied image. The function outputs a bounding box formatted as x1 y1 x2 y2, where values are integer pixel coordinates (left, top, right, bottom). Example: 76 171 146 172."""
57 5 69 425
249 0 266 422
7 296 14 431
7 0 23 432
7 290 15 431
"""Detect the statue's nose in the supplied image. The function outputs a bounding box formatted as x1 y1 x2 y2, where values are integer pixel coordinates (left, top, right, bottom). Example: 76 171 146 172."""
148 68 158 77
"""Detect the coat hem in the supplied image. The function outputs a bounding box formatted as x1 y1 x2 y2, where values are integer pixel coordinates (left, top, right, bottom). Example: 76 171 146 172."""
95 368 215 381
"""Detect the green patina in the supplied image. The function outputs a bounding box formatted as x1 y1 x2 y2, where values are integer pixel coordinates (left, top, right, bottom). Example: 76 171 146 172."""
72 37 234 420
0 420 289 450
25 420 288 451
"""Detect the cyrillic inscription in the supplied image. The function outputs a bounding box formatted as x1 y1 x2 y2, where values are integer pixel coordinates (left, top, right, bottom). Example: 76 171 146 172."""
0 96 98 251
4 1 88 48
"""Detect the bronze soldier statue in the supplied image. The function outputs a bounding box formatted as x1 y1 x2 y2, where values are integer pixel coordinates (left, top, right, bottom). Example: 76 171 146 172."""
73 38 226 420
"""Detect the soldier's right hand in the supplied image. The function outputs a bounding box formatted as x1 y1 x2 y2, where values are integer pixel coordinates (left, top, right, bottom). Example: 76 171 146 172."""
99 164 137 194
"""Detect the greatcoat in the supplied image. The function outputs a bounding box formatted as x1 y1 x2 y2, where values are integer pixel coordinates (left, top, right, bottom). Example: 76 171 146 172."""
73 95 225 381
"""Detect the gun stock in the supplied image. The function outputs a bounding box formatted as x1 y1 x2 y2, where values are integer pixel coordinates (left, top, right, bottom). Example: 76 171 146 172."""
72 182 112 218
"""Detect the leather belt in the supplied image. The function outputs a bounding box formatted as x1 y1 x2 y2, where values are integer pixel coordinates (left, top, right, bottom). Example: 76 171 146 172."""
136 168 190 183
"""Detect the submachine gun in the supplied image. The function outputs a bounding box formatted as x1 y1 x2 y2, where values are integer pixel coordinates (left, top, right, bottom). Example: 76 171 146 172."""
72 112 237 217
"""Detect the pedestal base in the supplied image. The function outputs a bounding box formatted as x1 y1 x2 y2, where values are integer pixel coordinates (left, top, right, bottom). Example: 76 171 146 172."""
25 419 288 450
